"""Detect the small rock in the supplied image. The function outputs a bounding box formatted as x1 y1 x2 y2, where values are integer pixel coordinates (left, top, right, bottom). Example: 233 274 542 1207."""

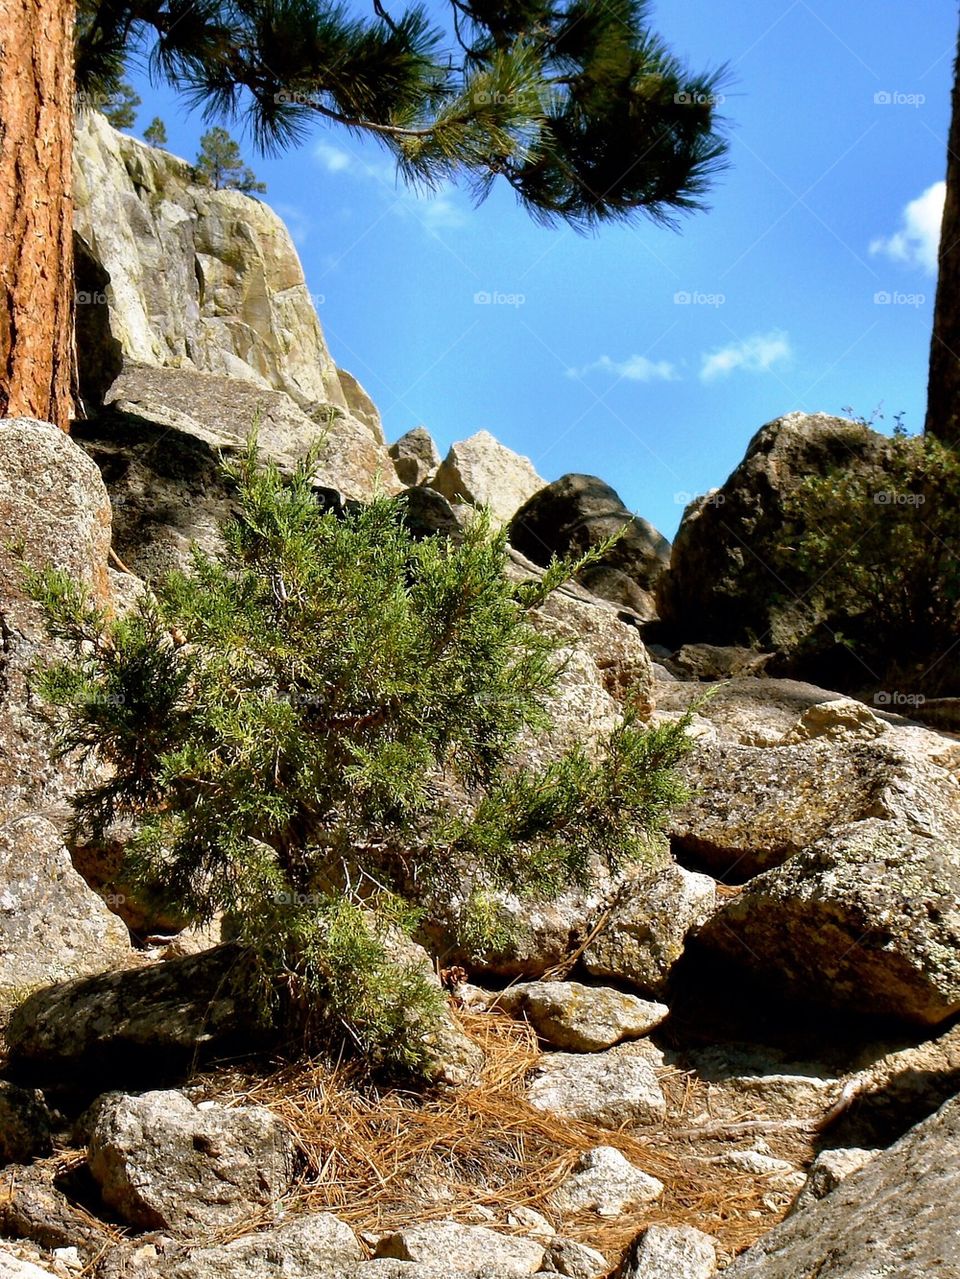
790 1147 877 1214
374 1222 545 1274
0 1248 59 1279
494 981 668 1052
505 1207 555 1239
541 1236 608 1278
527 1043 666 1127
616 1224 718 1279
88 1090 297 1237
708 1151 803 1184
50 1251 82 1274
0 1083 53 1165
552 1147 663 1217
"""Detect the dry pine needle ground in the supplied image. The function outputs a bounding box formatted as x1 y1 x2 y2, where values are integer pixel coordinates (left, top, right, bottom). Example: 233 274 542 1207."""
204 1009 814 1265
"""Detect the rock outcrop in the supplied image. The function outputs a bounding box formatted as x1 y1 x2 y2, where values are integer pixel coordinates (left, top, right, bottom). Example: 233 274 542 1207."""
722 1092 960 1278
0 419 132 1002
74 112 353 415
510 474 670 618
390 426 442 487
657 412 888 657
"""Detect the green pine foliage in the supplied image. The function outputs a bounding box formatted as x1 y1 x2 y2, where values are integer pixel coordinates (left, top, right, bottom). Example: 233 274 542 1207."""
194 127 267 192
74 0 727 228
29 438 692 1073
144 116 169 145
778 428 960 691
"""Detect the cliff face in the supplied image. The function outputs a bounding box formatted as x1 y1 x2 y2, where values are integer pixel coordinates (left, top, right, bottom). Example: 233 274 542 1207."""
72 111 379 435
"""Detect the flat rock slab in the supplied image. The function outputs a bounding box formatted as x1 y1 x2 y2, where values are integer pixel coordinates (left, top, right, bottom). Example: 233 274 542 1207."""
527 1042 666 1127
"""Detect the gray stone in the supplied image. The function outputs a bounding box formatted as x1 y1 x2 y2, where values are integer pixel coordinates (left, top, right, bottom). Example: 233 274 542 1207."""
540 1239 607 1278
159 1213 362 1278
582 864 716 998
667 738 898 878
0 419 132 1005
722 1092 960 1279
6 944 258 1082
527 1043 666 1126
374 1222 545 1275
493 981 668 1052
789 1147 877 1214
551 1146 663 1217
617 1224 717 1279
88 1090 297 1237
699 817 960 1024
390 427 442 487
0 1249 59 1279
0 1083 53 1165
509 474 669 617
430 432 545 526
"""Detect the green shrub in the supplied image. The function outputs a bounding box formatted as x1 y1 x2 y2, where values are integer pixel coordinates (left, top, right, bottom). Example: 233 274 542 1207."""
28 439 691 1073
779 429 960 691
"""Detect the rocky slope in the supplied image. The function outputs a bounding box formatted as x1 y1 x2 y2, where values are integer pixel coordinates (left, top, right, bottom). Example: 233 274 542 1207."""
0 120 958 1279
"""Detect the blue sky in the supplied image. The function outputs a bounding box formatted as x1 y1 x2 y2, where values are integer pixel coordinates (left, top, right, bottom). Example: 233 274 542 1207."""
125 1 957 538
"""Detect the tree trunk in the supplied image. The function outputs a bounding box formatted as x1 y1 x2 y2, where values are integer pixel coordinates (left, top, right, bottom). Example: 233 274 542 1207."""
0 0 75 430
926 16 960 445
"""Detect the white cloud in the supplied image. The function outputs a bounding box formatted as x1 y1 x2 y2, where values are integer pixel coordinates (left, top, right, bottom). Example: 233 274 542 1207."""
869 181 945 275
312 140 466 229
314 142 353 173
700 330 792 382
567 353 679 382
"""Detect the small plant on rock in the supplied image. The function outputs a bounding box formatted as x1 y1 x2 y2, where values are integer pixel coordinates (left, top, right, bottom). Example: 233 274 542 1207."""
28 439 691 1074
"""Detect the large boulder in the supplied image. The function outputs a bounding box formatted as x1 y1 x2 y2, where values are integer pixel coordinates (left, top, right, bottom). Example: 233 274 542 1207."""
582 863 717 998
5 944 259 1082
509 475 670 617
698 817 960 1025
0 418 132 1003
73 111 361 416
722 1092 960 1279
6 934 479 1088
0 816 129 999
88 1090 297 1237
75 364 398 581
657 412 888 655
430 431 545 526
